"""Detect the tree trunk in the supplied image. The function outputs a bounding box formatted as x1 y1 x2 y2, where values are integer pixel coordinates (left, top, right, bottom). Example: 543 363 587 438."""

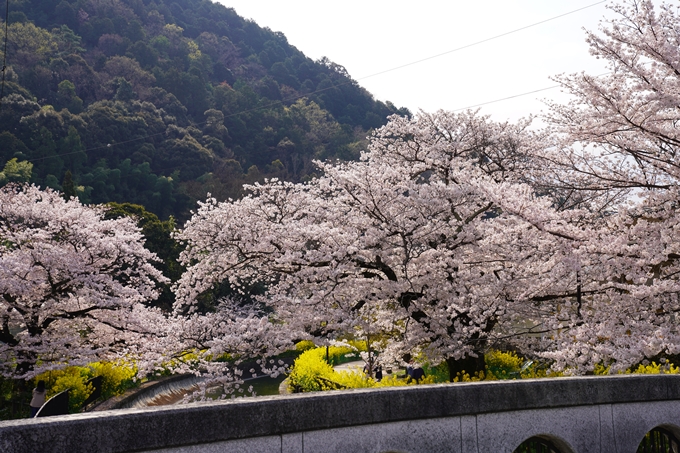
446 353 485 382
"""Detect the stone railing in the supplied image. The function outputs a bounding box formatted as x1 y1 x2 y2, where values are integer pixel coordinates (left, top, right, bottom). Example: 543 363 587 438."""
1 374 679 453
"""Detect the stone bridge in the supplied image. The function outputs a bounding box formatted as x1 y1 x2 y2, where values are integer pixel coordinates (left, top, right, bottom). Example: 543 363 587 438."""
1 374 679 453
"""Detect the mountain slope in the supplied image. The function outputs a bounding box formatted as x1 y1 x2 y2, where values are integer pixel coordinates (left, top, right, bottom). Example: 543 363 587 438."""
0 0 409 221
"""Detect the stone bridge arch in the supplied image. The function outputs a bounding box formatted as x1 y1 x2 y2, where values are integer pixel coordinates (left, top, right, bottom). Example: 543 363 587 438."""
513 435 576 453
605 401 680 452
641 426 680 452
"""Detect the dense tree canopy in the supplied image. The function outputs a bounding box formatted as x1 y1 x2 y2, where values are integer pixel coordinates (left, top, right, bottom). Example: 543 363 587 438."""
0 185 166 378
0 0 409 222
175 111 562 380
528 0 680 371
0 185 292 381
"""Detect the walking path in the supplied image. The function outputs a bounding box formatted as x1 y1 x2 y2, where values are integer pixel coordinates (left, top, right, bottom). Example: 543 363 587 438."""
333 360 365 373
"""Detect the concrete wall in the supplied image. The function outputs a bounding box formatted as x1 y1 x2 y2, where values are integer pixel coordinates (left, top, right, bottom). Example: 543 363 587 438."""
1 374 679 453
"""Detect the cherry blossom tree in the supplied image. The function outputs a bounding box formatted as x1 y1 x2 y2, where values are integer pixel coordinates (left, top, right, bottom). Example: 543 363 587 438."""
176 0 680 378
176 110 563 380
0 184 169 378
133 297 293 398
0 183 293 391
527 0 680 372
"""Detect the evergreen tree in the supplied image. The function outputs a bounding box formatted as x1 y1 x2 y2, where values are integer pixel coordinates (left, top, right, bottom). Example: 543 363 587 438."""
61 170 76 200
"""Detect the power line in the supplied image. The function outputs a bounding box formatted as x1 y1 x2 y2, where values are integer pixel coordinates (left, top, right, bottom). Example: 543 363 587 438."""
452 85 561 112
355 0 607 81
452 67 618 112
21 0 607 166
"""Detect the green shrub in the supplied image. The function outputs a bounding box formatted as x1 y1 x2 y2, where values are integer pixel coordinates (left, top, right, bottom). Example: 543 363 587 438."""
292 347 680 394
0 376 30 419
295 340 316 352
452 370 485 382
333 368 376 389
287 348 338 392
287 347 378 392
303 344 359 366
628 362 680 375
579 360 679 376
422 362 449 383
33 360 139 413
88 361 137 399
374 374 409 387
485 350 523 380
35 367 93 413
288 347 438 392
345 339 368 352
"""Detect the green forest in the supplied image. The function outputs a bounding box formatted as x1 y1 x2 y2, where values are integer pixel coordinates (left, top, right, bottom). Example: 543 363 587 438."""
0 0 410 222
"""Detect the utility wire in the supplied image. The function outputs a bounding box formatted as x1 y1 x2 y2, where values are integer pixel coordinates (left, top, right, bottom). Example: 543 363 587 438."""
452 67 616 112
453 85 561 112
22 0 607 165
356 0 606 81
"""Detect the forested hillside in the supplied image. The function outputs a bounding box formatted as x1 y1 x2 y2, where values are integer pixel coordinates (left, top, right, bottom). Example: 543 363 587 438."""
0 0 409 221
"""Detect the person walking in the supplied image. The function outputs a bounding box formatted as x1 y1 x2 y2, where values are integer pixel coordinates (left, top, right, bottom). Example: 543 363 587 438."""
406 362 425 383
411 365 425 383
29 380 46 418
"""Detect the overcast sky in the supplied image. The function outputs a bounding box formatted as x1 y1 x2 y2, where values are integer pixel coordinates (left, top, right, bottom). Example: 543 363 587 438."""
214 1 627 122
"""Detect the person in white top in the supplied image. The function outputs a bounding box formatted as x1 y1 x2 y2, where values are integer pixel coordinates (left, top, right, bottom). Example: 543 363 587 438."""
29 380 46 418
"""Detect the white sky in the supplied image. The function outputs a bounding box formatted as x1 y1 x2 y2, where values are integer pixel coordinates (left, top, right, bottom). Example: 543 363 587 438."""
214 1 625 122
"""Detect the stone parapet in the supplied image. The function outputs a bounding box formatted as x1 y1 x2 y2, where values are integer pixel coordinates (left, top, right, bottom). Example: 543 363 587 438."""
1 374 679 453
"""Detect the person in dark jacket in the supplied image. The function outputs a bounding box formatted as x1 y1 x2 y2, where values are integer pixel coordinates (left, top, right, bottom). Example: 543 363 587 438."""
407 362 425 383
411 366 425 383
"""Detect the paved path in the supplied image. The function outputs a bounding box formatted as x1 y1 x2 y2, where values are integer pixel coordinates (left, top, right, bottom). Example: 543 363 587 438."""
333 360 365 373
